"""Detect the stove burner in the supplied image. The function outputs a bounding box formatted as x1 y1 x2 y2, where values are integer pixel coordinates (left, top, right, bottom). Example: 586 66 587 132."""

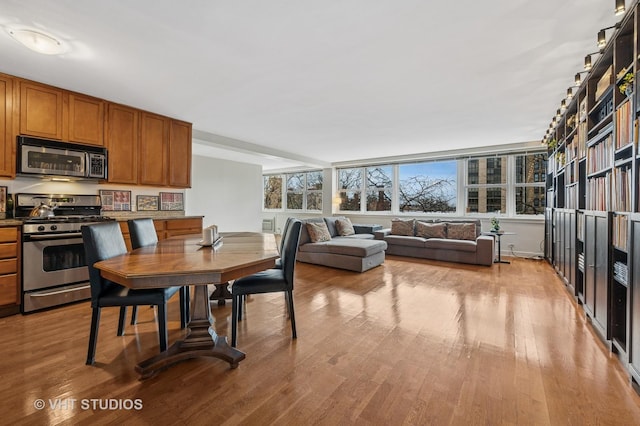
23 215 113 224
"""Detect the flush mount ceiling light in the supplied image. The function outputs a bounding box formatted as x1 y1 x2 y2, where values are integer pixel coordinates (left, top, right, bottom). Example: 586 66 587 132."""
7 28 67 55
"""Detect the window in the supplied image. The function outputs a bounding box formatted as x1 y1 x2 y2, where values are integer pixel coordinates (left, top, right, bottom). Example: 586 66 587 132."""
366 166 392 211
338 168 362 211
306 171 323 211
515 153 546 215
263 175 282 209
398 161 456 212
263 171 323 211
286 173 304 210
465 156 506 213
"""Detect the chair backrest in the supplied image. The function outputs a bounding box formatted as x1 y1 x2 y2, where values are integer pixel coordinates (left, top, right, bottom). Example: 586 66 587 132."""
81 222 128 307
127 218 158 249
279 217 294 254
281 219 302 288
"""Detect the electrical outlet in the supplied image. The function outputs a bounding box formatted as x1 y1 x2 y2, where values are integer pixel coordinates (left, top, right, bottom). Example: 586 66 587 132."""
508 244 515 249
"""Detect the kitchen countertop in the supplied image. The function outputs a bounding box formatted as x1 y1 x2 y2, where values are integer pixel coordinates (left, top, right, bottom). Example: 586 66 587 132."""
0 219 25 226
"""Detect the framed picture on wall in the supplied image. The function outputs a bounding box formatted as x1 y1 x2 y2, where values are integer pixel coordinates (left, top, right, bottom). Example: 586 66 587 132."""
137 195 159 211
99 190 132 211
159 192 184 211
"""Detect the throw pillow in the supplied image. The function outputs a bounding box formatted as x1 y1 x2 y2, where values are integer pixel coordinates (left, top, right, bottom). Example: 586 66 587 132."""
306 221 332 243
446 223 476 241
391 218 415 236
335 218 355 236
415 221 446 239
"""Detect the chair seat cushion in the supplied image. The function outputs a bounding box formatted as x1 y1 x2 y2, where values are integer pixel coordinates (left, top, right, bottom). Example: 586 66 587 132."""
98 282 181 307
232 269 288 295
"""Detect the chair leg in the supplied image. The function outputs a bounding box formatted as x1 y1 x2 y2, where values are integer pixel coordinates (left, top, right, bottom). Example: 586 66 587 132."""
237 293 243 322
157 304 169 352
287 290 297 339
130 306 138 325
86 307 101 365
231 294 239 347
117 307 127 336
180 286 189 329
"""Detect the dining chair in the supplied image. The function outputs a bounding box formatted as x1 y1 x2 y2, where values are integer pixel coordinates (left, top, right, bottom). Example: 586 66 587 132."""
231 219 302 347
274 217 293 269
82 221 182 365
127 218 189 328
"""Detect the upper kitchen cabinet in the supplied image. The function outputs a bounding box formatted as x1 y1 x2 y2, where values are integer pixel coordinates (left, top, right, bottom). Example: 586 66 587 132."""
19 80 64 140
169 119 192 187
106 103 139 184
139 112 169 186
0 74 14 177
68 93 104 146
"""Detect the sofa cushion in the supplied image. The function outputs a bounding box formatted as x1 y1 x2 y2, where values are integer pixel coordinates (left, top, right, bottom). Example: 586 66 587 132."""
415 221 446 239
338 234 375 240
384 235 428 248
326 239 387 257
335 218 355 236
323 216 346 237
446 222 476 241
299 218 325 245
306 221 332 243
424 238 477 252
391 218 415 236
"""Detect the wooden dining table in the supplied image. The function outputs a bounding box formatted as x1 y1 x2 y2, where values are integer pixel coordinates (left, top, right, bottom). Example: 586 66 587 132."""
94 231 279 378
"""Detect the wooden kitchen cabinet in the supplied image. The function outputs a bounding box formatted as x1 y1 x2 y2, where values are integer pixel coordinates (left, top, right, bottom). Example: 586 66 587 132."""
0 226 20 317
106 103 139 184
169 119 192 187
119 217 203 251
68 93 104 146
0 74 14 177
139 112 169 186
19 80 65 140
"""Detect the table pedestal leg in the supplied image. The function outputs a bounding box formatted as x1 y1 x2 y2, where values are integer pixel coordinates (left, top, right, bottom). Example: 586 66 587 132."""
209 282 232 305
135 284 245 379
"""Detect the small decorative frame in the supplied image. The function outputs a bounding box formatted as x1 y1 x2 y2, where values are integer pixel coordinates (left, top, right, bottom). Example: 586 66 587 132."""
99 190 132 211
136 195 159 211
160 192 184 211
0 186 6 213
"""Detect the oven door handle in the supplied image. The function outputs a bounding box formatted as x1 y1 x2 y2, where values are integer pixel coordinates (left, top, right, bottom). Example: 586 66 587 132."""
29 284 90 297
25 232 83 241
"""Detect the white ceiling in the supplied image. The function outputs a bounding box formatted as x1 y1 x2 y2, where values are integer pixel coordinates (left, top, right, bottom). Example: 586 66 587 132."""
0 0 620 170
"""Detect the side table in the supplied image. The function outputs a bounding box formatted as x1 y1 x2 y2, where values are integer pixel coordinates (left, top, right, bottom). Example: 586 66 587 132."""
482 231 515 264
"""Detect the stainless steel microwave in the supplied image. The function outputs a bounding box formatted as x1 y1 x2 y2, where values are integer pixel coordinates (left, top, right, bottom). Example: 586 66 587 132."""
17 136 108 180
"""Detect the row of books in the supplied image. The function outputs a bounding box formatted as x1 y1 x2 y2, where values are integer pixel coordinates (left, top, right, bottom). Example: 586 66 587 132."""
565 184 579 209
615 100 632 150
586 173 610 211
586 133 613 175
578 252 585 271
610 166 632 212
613 214 629 251
613 261 629 285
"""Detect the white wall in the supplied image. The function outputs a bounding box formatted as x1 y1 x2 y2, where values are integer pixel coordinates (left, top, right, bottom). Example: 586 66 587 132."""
187 155 262 232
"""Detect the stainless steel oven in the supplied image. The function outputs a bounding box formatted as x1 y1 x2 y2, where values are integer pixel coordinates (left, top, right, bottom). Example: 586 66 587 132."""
22 232 91 313
17 194 114 313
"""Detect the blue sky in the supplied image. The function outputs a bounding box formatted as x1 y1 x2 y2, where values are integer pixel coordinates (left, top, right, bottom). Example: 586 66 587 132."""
399 160 457 181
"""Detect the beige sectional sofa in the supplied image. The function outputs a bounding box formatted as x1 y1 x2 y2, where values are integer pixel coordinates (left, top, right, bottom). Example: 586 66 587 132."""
296 217 388 272
374 218 494 266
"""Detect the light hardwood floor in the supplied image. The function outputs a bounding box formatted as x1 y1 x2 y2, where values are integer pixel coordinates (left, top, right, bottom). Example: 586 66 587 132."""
2 256 640 425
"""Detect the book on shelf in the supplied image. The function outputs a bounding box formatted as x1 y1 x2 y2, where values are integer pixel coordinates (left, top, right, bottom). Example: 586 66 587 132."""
577 121 587 158
615 100 632 149
586 133 613 174
586 173 610 210
613 260 628 284
611 166 632 211
612 214 629 251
